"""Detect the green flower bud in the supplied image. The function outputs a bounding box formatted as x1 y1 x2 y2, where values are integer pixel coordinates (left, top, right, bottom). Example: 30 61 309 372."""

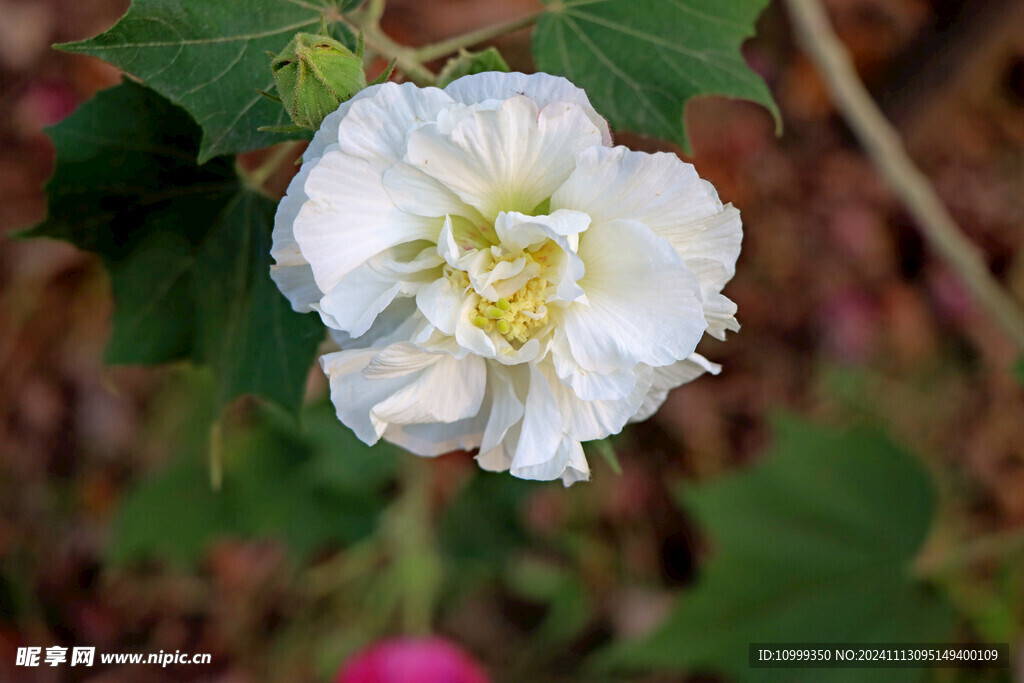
270 32 366 130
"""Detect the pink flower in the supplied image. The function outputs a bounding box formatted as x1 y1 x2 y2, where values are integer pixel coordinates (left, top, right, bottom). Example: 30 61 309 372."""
336 637 490 683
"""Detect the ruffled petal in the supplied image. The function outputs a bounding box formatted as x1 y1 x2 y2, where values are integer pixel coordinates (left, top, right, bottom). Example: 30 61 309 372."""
272 86 402 313
305 83 390 162
294 149 439 292
630 353 722 423
560 219 706 373
508 363 564 478
541 360 652 442
493 209 590 252
551 333 638 401
559 440 591 486
335 82 455 173
334 246 440 334
685 258 740 340
443 71 612 145
383 416 486 456
318 243 441 337
515 435 588 484
322 348 411 445
270 163 321 312
382 161 486 222
479 363 525 454
367 344 487 425
554 146 725 232
668 205 742 281
405 96 603 221
416 275 465 337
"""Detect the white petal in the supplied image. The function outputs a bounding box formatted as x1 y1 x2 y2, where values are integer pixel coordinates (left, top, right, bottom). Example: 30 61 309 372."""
383 161 485 222
364 341 444 378
269 260 323 315
335 82 455 173
476 445 512 473
405 96 603 221
454 293 498 357
416 275 465 336
322 348 409 445
541 361 652 442
630 353 721 423
270 163 321 312
555 148 742 323
493 209 591 253
552 334 638 401
553 146 725 231
383 416 486 456
559 440 591 487
443 71 612 145
703 292 740 340
561 219 706 373
318 243 441 337
480 363 525 454
370 349 487 425
411 323 471 360
669 205 743 281
295 149 438 292
514 435 583 483
509 363 564 477
355 298 426 349
305 83 391 162
683 257 741 340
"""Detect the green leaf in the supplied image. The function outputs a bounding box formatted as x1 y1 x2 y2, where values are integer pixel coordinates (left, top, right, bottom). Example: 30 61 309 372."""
26 80 322 414
437 47 510 88
110 391 397 567
58 1 359 162
599 417 953 681
533 0 780 151
1014 356 1024 386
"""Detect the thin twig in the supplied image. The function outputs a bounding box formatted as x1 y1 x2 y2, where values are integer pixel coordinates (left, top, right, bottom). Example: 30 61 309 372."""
361 27 437 86
356 0 437 86
414 11 544 63
244 140 304 190
786 0 1024 350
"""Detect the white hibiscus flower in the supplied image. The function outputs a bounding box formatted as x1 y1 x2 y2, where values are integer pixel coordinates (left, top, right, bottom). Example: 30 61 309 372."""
271 72 741 485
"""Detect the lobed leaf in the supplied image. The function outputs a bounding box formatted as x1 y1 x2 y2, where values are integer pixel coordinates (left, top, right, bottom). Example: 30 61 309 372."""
598 417 953 681
26 80 322 414
59 0 359 161
110 391 398 566
533 0 780 151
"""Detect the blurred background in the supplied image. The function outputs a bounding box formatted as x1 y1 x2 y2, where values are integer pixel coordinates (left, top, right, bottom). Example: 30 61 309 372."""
2 0 1024 680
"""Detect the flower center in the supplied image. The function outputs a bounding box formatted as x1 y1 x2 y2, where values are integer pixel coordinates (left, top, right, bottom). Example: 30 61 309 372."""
471 275 550 343
442 237 563 344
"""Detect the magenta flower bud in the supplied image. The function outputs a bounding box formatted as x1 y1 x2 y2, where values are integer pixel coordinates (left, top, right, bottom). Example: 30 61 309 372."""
335 637 490 683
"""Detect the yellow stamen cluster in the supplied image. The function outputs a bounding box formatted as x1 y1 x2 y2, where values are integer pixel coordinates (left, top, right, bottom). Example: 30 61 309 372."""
471 277 549 343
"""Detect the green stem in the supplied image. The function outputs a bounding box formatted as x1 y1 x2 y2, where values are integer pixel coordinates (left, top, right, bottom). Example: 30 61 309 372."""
414 10 544 63
361 25 437 86
363 0 386 27
354 0 436 86
243 140 303 191
209 417 224 490
786 0 1024 350
398 457 442 634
